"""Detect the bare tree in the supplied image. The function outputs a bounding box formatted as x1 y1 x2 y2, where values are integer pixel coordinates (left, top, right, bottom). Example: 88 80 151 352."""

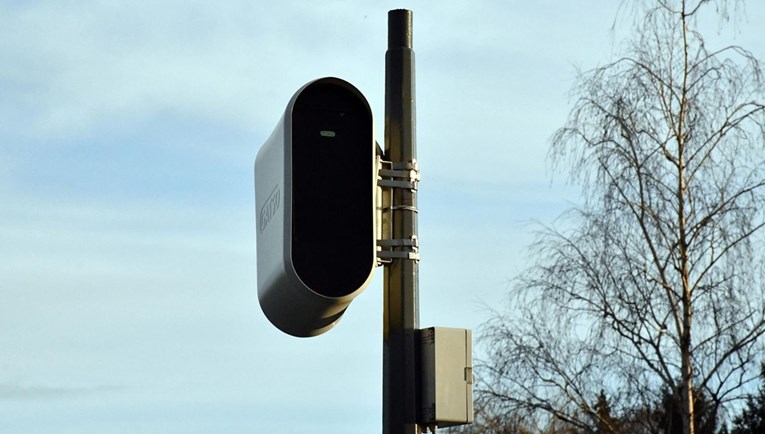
478 1 765 434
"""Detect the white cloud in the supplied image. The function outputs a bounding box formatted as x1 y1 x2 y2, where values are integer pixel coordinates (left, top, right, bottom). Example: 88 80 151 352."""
0 1 390 142
0 382 122 400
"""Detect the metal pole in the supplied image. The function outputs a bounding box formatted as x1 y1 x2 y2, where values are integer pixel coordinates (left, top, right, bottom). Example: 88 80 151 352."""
383 9 420 434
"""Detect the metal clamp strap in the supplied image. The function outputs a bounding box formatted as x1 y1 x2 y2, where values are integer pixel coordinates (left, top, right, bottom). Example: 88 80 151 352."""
377 236 420 262
377 159 420 192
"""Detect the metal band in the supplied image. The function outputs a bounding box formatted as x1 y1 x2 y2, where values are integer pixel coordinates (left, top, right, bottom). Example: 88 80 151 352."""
378 236 419 248
377 251 421 261
391 160 418 171
378 159 421 192
377 236 420 263
378 179 419 190
389 205 418 213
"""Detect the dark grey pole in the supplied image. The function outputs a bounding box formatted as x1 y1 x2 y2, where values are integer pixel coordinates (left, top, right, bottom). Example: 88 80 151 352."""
383 9 420 434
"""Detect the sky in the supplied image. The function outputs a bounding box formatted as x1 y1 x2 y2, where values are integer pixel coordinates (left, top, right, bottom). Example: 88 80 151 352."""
1 1 763 433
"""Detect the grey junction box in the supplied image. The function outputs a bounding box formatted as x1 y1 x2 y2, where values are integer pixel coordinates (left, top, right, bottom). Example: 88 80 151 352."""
419 327 474 429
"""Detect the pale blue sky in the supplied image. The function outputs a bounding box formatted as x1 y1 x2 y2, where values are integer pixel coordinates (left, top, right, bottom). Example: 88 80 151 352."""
1 1 763 433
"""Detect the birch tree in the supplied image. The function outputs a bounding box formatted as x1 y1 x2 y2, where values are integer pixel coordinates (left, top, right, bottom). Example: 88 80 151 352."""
478 1 765 433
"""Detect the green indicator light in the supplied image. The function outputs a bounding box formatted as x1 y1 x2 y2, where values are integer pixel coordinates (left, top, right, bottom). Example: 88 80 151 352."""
320 130 336 138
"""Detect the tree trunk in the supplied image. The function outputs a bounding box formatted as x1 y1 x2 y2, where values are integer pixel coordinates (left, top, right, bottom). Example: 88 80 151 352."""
678 4 694 433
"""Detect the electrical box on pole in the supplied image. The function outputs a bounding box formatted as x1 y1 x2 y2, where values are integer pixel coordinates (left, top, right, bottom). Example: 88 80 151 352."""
254 77 376 338
419 327 474 431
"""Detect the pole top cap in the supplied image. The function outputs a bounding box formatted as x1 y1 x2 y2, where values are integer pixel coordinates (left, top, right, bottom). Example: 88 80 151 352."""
388 9 413 49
